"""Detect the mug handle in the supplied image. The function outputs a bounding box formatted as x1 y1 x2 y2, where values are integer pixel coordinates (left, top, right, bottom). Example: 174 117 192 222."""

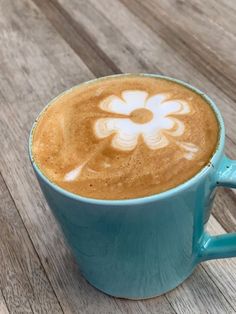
199 155 236 261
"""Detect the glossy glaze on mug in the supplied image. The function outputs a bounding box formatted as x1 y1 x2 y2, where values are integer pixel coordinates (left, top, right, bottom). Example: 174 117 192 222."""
29 74 236 299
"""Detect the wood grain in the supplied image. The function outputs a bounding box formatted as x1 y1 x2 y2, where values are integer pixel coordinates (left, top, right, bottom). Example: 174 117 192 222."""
32 0 120 77
201 216 236 311
213 188 236 233
0 172 62 313
1 0 236 313
132 0 236 102
0 290 9 314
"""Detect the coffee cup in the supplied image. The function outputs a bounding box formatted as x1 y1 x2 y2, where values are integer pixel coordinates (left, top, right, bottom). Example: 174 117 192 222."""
29 74 236 299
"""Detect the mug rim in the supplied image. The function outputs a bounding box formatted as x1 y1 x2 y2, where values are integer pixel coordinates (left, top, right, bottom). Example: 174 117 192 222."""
29 73 225 205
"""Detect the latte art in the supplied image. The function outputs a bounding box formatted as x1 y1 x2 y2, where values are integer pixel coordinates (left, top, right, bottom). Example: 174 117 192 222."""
32 75 219 199
64 91 199 181
95 90 194 151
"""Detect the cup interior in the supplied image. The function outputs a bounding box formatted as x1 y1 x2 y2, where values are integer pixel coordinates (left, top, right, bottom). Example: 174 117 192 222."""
29 73 225 205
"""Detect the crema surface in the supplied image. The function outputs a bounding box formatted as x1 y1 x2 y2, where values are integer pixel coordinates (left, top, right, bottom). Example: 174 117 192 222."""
32 75 219 199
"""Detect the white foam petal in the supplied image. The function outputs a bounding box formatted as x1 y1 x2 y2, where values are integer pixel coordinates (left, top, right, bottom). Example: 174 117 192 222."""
94 118 118 138
155 100 190 117
94 118 140 151
183 152 195 160
177 101 191 114
141 122 169 149
178 142 199 152
165 118 185 136
155 117 174 130
122 90 148 110
142 129 169 150
168 100 190 115
176 141 199 160
111 119 139 151
112 129 139 151
146 93 169 111
64 164 85 181
99 96 131 115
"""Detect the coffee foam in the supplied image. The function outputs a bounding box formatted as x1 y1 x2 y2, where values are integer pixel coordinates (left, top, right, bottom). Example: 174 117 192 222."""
32 75 219 199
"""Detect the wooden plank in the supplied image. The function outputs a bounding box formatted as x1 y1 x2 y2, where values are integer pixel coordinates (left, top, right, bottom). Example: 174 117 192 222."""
187 0 236 37
166 266 233 314
130 0 236 102
32 0 120 77
0 173 63 313
203 216 236 310
48 0 153 74
213 188 236 233
0 290 9 314
0 0 174 313
218 0 236 12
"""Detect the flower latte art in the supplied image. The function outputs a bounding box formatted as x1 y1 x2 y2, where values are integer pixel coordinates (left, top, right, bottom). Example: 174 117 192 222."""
32 75 219 199
94 90 198 154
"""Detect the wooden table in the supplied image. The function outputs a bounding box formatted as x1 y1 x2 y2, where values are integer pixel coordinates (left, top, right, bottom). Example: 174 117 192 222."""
1 0 236 313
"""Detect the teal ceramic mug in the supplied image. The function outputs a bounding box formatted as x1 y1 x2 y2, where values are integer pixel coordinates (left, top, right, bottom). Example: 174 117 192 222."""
29 74 236 299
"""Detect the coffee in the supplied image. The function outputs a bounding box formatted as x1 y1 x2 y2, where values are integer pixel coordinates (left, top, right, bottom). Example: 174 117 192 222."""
32 75 219 199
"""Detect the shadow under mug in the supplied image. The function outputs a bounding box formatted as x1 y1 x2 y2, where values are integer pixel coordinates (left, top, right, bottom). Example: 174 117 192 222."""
29 74 236 299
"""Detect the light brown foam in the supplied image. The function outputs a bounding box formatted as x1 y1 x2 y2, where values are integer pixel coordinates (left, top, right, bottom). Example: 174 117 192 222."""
32 75 219 199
